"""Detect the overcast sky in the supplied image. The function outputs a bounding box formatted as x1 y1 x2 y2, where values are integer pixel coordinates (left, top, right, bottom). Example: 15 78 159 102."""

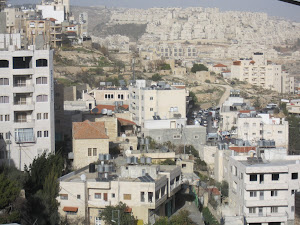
10 0 300 21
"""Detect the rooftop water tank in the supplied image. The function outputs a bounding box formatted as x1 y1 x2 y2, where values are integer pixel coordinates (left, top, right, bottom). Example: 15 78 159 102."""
146 157 152 164
98 165 104 173
140 157 146 164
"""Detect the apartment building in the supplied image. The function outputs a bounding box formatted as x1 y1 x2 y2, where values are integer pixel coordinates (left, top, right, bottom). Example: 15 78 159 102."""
57 161 182 224
129 80 188 127
236 112 289 148
89 88 129 105
286 99 300 116
227 155 300 225
231 53 294 94
0 45 55 170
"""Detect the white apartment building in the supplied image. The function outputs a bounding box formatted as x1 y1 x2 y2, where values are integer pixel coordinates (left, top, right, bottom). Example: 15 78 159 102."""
286 99 300 116
231 53 294 94
0 45 55 170
236 112 289 148
57 162 182 225
228 155 300 225
129 80 188 127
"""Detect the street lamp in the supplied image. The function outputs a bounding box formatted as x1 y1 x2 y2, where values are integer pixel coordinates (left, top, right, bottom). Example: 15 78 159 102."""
111 210 120 225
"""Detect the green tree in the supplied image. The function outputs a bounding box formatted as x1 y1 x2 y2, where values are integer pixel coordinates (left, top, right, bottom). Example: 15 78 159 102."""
186 145 199 158
159 63 171 70
202 207 219 225
191 64 208 73
100 202 136 225
287 115 300 154
189 91 198 104
0 173 20 209
169 210 193 225
160 159 176 165
152 73 162 81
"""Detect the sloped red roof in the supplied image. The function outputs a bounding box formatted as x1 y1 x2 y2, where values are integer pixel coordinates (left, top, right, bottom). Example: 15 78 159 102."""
47 18 57 22
239 110 251 113
73 120 108 139
229 146 256 153
207 187 221 195
117 118 136 126
213 63 227 68
233 61 241 66
91 105 129 114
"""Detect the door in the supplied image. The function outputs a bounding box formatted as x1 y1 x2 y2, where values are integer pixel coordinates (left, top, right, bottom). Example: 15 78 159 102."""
260 174 264 184
103 193 108 201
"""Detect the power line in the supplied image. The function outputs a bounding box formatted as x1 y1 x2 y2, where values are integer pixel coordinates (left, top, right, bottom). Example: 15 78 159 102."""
278 0 300 5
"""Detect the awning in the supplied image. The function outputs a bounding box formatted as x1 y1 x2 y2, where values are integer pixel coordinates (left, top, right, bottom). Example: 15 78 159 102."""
63 207 78 212
117 118 136 126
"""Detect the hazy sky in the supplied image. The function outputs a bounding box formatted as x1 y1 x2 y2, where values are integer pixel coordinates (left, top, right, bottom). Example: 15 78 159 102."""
10 0 300 21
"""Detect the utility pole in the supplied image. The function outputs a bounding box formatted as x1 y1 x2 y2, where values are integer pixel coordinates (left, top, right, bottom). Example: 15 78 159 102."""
7 131 11 167
112 210 120 225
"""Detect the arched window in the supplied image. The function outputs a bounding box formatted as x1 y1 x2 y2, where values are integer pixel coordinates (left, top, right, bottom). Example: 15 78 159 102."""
36 77 47 84
36 95 48 102
36 59 48 67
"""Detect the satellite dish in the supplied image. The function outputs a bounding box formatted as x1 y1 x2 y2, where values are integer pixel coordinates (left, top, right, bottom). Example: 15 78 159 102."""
92 108 99 113
80 174 86 182
122 133 126 138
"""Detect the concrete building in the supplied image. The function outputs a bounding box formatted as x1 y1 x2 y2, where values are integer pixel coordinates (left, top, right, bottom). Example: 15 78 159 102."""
0 45 55 170
129 80 188 127
286 99 300 116
89 88 129 105
227 154 300 225
72 121 109 170
231 53 294 94
57 161 182 224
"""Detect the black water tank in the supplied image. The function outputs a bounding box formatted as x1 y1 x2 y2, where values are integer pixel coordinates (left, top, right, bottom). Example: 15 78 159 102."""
89 163 96 173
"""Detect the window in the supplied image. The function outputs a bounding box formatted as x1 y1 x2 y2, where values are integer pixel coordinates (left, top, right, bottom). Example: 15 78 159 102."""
292 190 297 195
150 108 153 111
88 148 92 156
5 115 10 121
250 191 257 197
0 133 3 139
141 192 145 202
148 192 153 202
14 94 26 104
292 173 298 180
278 131 283 134
77 195 81 199
36 95 48 102
93 148 97 156
249 207 256 214
36 77 47 84
60 194 68 200
13 57 32 69
15 128 34 143
150 97 153 100
95 193 101 199
44 131 49 137
111 193 115 198
292 206 295 212
0 60 9 68
123 194 131 200
118 94 124 100
194 135 199 139
250 174 257 181
173 134 181 139
37 131 42 138
0 96 9 103
241 173 243 179
271 190 278 196
43 113 48 119
0 115 2 121
36 59 48 67
37 113 42 120
272 174 279 181
5 132 10 139
271 207 278 213
182 164 186 168
0 78 9 85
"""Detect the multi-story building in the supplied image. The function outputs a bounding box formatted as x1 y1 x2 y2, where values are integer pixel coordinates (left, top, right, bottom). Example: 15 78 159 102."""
57 160 182 224
227 155 300 225
286 99 300 116
129 80 188 127
231 52 294 94
0 44 55 170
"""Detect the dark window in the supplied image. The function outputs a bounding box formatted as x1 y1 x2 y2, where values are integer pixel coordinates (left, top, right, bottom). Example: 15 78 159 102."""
250 174 257 181
36 59 48 67
292 173 298 180
272 174 279 181
182 164 186 168
13 57 32 69
0 60 9 68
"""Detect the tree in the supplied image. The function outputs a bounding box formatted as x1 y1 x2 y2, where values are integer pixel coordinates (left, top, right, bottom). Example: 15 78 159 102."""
100 202 136 225
0 173 22 224
189 91 198 104
169 210 193 225
152 73 162 81
186 145 199 158
160 159 176 165
191 64 208 73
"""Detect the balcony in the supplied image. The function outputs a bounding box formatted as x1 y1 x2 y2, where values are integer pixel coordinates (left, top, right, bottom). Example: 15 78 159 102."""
14 119 35 128
13 102 34 111
246 213 287 223
13 68 34 75
13 84 34 93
